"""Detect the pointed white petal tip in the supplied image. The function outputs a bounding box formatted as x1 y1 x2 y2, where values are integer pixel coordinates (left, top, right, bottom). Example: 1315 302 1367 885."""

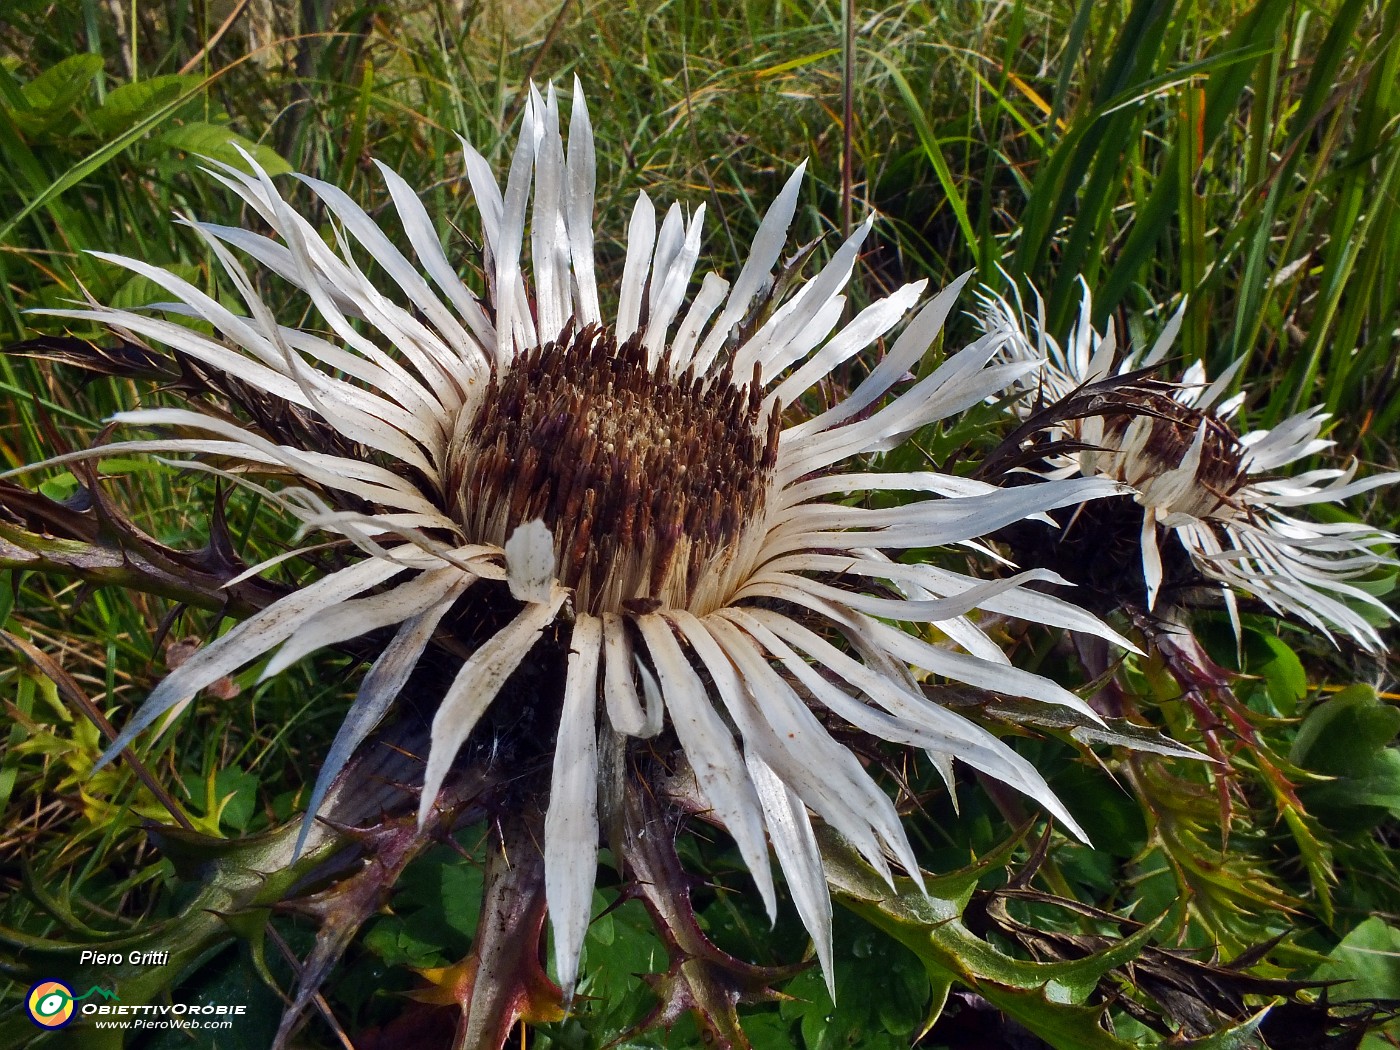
505 518 557 604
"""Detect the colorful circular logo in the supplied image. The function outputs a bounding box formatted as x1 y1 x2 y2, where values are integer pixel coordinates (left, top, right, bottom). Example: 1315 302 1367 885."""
26 980 76 1028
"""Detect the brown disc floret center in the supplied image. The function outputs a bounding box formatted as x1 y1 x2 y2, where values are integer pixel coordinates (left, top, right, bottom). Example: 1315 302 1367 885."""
446 324 781 615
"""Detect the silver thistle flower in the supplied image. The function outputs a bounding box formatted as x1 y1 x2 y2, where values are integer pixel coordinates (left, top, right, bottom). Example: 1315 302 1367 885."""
980 279 1400 651
17 82 1133 995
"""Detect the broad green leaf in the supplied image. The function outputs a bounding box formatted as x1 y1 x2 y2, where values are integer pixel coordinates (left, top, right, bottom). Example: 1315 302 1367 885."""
212 765 259 832
1292 686 1400 831
150 121 292 175
1291 685 1400 774
10 54 102 133
1302 749 1400 819
38 470 80 502
107 264 202 311
361 842 485 969
574 895 666 1032
1246 631 1307 715
1312 917 1400 1000
88 74 203 136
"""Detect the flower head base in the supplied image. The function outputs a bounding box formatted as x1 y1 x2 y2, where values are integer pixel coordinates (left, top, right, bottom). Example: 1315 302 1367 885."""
16 81 1134 1000
980 279 1400 651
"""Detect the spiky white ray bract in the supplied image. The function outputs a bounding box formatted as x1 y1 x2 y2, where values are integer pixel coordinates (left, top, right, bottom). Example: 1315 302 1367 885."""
979 280 1400 651
26 80 1135 996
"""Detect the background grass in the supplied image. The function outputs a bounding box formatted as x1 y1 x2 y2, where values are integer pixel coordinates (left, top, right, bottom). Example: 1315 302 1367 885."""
1 0 1398 1047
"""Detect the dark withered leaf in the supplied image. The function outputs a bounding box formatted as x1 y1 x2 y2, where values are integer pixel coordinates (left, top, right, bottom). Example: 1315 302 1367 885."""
0 476 99 540
0 468 286 618
974 365 1166 480
274 768 504 1050
6 335 367 467
4 334 181 383
630 774 802 1049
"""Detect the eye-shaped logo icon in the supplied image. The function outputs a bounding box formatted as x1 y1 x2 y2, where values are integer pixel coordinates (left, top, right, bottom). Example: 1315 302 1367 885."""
26 980 76 1028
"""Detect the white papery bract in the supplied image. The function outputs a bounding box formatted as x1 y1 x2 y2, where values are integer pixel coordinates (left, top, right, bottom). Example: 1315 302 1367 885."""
35 81 1137 997
980 280 1400 652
